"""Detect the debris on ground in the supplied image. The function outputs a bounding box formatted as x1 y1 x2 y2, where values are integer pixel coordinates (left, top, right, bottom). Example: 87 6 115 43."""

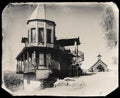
54 77 85 88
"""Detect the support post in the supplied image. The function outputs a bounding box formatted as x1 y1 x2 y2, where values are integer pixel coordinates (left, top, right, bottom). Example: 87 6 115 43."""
18 61 20 72
76 43 78 64
29 28 31 45
23 54 25 72
44 23 47 47
74 41 78 63
27 52 29 72
33 51 37 69
36 22 38 45
17 60 18 72
20 57 22 72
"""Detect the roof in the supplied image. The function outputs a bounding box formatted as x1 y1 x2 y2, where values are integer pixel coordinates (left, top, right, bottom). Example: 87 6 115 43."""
89 59 108 69
97 54 102 57
16 46 56 60
16 46 74 60
56 37 80 46
27 4 56 25
28 4 46 21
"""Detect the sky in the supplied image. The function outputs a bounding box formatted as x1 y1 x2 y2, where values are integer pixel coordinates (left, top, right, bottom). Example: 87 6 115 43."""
2 2 118 71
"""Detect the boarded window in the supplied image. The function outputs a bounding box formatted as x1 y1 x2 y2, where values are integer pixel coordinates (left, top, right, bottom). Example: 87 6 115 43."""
39 53 44 65
47 29 52 43
31 28 36 43
38 28 44 43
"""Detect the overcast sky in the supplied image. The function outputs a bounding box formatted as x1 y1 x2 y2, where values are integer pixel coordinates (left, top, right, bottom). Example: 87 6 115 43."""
2 2 118 71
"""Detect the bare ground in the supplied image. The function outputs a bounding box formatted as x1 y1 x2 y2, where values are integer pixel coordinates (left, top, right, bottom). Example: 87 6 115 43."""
12 69 118 96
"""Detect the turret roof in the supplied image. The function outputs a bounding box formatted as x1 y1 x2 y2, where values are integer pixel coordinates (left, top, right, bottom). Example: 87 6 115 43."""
28 4 46 21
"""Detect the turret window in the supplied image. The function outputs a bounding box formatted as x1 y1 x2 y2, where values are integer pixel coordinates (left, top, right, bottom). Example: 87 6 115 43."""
38 28 44 43
31 28 36 43
47 29 52 43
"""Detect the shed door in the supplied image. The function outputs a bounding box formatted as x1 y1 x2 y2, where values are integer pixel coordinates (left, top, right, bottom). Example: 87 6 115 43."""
97 65 104 72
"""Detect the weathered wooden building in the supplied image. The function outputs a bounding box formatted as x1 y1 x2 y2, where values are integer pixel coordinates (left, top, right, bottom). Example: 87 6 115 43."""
88 54 108 72
16 4 84 85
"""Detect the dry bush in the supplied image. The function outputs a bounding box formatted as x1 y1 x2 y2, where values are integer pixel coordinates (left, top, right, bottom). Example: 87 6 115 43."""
3 70 23 92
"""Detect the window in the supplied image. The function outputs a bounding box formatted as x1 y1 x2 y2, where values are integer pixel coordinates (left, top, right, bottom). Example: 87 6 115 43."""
39 53 44 65
38 28 44 43
31 28 36 43
47 29 52 43
46 54 51 68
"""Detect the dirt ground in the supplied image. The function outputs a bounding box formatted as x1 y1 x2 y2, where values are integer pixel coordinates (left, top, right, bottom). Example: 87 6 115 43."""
11 68 118 96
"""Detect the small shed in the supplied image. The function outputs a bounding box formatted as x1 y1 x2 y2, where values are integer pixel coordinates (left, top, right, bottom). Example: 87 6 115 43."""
88 54 109 72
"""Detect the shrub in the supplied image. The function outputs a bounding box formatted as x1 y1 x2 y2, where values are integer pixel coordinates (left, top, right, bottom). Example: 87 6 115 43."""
3 70 23 92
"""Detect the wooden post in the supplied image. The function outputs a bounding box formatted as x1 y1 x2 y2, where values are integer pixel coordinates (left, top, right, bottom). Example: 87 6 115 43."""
44 4 47 46
44 22 47 47
77 44 79 77
22 54 25 90
20 57 22 72
23 54 25 72
19 61 20 72
74 41 77 63
28 30 29 44
36 22 38 45
27 52 29 72
35 51 37 69
45 53 47 68
51 27 53 44
18 61 20 72
29 28 31 46
17 60 18 72
77 65 78 77
33 51 36 69
77 43 78 64
23 74 24 90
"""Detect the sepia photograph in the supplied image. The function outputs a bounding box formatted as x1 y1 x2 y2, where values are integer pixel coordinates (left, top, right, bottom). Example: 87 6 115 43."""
2 2 119 96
